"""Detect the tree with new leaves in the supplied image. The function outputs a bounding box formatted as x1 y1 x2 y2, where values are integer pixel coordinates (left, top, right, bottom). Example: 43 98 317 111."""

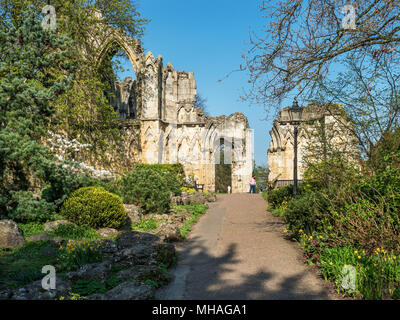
0 6 75 217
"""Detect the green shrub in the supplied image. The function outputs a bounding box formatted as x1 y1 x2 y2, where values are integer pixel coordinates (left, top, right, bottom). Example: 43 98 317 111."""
266 185 294 209
160 171 182 196
9 191 56 222
120 168 171 214
80 176 122 197
40 165 90 207
284 191 328 235
302 158 360 192
133 164 183 196
319 195 400 251
60 187 127 229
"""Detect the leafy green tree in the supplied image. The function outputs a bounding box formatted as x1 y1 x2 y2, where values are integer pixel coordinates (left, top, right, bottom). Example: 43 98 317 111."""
253 164 269 191
0 0 148 170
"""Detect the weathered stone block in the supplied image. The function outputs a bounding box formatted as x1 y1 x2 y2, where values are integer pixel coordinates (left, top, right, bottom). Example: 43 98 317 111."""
0 220 24 249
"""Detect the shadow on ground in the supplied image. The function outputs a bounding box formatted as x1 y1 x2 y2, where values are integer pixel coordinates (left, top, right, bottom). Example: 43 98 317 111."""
160 235 333 300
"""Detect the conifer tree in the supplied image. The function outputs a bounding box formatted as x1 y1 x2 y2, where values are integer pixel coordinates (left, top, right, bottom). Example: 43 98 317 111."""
0 6 75 216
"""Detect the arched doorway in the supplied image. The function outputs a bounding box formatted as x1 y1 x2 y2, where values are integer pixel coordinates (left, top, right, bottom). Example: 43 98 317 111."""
215 138 232 193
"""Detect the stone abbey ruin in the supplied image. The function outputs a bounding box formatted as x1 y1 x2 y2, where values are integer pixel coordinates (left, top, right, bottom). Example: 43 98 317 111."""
267 103 359 189
92 25 253 193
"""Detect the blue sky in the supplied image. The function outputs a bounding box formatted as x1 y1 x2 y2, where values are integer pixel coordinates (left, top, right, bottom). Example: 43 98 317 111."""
118 0 288 166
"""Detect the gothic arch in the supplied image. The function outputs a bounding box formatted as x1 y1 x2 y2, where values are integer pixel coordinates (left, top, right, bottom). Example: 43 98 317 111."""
95 32 144 75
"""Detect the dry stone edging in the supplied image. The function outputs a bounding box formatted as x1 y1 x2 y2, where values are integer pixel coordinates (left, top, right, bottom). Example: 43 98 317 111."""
0 277 72 300
66 261 113 283
0 229 176 301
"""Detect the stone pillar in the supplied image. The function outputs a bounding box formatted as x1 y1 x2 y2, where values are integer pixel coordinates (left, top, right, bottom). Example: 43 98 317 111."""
140 52 162 120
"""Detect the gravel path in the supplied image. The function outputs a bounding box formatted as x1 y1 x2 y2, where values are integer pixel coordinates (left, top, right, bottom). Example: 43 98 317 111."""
157 193 340 300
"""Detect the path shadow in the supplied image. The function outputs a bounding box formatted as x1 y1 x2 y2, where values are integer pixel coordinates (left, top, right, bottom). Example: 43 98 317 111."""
162 235 333 300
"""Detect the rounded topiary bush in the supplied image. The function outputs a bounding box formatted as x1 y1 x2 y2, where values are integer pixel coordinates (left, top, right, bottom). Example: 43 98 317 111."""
120 168 171 214
60 187 127 229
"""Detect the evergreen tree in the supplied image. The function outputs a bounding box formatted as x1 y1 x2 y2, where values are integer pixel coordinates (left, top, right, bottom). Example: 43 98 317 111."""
0 6 75 217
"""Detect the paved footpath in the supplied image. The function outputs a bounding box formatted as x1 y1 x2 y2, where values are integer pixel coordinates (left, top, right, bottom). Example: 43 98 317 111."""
157 193 340 300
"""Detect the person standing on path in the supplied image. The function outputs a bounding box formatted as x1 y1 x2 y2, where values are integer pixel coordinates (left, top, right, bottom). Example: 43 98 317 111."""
249 175 257 194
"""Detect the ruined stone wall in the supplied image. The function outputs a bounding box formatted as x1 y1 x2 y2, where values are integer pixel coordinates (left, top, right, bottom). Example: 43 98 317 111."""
267 104 359 187
91 28 253 193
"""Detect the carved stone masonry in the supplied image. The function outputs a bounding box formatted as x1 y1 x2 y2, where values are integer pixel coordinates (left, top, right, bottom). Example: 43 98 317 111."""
268 103 359 188
89 19 253 193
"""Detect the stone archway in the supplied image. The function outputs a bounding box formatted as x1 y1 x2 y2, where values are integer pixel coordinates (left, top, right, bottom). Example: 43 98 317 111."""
81 13 254 192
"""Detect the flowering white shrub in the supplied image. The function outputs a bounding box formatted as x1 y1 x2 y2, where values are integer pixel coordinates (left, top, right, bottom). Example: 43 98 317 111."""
48 131 114 179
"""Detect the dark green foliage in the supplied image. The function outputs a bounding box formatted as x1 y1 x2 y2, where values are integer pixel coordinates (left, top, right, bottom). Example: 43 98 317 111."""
9 191 56 222
284 191 329 235
160 171 182 196
0 6 75 219
134 164 184 195
40 167 88 206
369 127 400 173
105 273 123 289
60 187 127 229
120 168 171 214
266 185 293 209
267 184 305 209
